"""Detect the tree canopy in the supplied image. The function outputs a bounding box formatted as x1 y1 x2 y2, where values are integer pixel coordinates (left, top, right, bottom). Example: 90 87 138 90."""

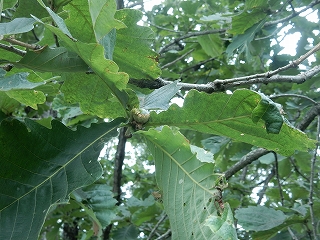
0 0 319 239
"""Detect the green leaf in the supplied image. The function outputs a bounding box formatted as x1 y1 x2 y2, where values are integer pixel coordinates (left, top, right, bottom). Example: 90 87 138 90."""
235 206 287 231
61 72 127 118
6 89 45 109
80 184 117 227
0 18 36 35
0 118 124 240
251 215 306 240
229 9 267 35
0 70 45 109
0 70 42 90
146 89 315 156
112 225 139 240
0 91 20 114
197 34 223 57
63 0 95 43
226 20 266 57
139 81 181 110
114 9 161 79
205 203 238 240
101 28 116 60
34 15 129 113
14 0 47 19
251 94 283 133
88 0 126 42
3 0 17 9
140 126 237 239
17 47 88 72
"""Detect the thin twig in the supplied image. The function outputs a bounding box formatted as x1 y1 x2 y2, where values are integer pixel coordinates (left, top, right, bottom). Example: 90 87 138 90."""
309 116 319 240
289 157 310 182
4 37 41 50
155 229 171 240
214 42 320 85
147 214 167 240
159 29 226 54
0 42 26 56
265 0 320 27
149 22 184 33
270 94 318 105
273 152 284 206
257 168 275 205
161 49 194 69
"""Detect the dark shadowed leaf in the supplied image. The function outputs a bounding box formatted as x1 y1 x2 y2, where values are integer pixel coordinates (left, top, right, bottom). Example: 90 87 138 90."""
0 118 124 240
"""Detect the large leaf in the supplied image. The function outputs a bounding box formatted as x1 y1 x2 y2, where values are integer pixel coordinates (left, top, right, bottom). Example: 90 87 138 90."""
113 9 161 80
146 89 315 156
0 118 124 240
140 126 237 239
235 206 287 231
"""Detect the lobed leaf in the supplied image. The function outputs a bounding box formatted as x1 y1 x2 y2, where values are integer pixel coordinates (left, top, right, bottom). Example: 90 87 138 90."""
146 89 315 156
88 0 126 42
140 126 237 239
0 118 125 240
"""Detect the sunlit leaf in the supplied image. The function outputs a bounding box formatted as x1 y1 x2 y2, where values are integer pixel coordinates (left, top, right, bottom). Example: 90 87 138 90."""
147 89 315 156
114 9 161 79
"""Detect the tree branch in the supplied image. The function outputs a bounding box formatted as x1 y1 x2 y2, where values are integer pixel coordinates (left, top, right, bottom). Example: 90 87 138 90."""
257 167 275 205
103 128 127 239
0 42 26 56
309 116 319 240
224 148 271 180
296 104 320 131
161 49 194 69
147 213 167 240
3 37 41 50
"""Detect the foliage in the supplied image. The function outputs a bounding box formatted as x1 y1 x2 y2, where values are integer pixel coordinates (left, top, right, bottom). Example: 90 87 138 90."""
0 0 319 239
